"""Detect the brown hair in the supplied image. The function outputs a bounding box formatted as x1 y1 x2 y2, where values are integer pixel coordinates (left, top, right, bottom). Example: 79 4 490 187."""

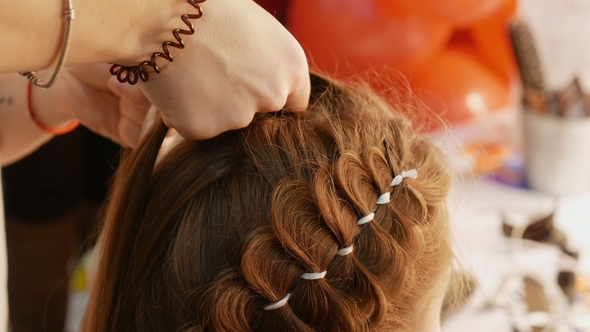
83 74 452 331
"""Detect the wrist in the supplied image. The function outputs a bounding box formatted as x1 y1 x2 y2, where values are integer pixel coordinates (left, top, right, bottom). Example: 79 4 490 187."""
65 0 178 66
28 81 79 134
110 0 207 84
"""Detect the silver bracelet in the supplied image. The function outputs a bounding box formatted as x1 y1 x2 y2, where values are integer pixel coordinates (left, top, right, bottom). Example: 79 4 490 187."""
20 0 75 89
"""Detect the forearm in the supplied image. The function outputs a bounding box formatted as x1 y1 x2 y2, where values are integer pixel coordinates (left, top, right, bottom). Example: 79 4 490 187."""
1 0 311 143
0 73 71 166
1 0 177 73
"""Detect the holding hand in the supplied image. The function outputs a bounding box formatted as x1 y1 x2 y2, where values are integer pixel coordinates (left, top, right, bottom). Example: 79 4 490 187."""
3 0 311 159
58 0 312 144
131 0 310 140
0 66 152 165
20 64 152 150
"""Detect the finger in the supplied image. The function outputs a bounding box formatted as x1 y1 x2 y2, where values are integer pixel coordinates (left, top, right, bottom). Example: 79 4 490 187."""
139 105 159 139
119 98 150 127
68 63 113 90
108 77 152 109
118 115 142 148
159 130 185 157
87 110 122 146
74 94 123 144
283 72 311 113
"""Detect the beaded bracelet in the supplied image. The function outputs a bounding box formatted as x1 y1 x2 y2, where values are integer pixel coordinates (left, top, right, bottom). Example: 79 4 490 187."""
110 0 206 85
26 81 80 135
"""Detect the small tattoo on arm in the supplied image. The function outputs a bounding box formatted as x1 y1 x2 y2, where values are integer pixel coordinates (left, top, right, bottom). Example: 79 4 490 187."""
0 96 13 106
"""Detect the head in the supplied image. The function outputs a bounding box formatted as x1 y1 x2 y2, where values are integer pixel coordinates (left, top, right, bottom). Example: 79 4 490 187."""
84 74 452 331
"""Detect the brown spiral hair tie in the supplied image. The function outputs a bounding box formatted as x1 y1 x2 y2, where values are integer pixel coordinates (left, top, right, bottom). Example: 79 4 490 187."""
110 0 206 85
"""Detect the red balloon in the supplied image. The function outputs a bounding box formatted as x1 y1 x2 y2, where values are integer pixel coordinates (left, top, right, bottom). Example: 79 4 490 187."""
408 49 511 129
378 0 509 28
287 0 452 78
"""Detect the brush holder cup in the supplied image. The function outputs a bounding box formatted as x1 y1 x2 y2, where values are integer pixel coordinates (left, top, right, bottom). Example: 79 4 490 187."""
525 109 590 196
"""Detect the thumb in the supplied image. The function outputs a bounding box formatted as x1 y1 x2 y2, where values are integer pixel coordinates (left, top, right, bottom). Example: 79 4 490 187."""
140 105 160 139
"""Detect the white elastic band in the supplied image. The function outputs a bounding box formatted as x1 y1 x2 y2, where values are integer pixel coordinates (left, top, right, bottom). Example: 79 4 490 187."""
264 168 418 312
263 293 292 310
376 192 391 204
357 212 375 225
337 246 354 256
390 169 418 186
300 271 327 280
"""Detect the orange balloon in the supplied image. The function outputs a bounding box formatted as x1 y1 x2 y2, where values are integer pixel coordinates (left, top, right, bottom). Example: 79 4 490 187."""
409 49 511 129
287 0 452 78
470 0 518 83
374 0 416 17
378 0 509 28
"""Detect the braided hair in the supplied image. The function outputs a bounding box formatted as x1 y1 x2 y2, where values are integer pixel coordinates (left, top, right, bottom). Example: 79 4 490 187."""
84 74 452 332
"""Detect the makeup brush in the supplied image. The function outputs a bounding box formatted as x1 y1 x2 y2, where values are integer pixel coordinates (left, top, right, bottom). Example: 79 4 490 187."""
509 19 547 114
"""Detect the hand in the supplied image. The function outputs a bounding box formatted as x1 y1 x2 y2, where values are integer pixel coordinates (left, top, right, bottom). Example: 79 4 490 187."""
131 0 310 140
39 64 153 147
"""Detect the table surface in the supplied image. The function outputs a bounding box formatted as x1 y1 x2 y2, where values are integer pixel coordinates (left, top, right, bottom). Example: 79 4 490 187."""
443 178 590 332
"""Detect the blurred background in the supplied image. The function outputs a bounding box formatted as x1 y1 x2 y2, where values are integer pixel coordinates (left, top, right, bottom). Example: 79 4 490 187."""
6 0 590 331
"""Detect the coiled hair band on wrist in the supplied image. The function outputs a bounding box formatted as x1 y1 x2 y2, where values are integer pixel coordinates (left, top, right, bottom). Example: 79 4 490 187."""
110 0 206 85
